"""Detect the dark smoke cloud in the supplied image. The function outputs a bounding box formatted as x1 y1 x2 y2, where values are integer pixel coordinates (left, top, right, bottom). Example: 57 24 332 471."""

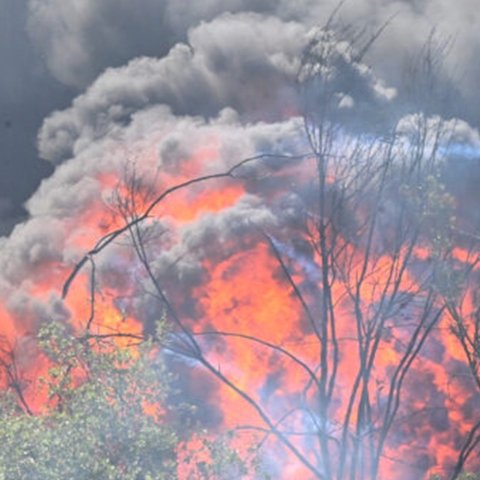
0 0 74 234
3 0 480 238
37 13 306 164
3 4 480 309
26 0 480 122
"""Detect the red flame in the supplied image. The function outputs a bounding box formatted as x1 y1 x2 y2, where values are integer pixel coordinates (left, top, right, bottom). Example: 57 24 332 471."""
0 139 479 479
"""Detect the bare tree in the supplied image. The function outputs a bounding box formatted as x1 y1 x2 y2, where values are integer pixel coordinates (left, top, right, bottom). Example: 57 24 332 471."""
31 22 476 480
439 240 480 479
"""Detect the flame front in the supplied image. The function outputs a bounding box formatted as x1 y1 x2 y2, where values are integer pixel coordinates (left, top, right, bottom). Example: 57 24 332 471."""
0 115 479 479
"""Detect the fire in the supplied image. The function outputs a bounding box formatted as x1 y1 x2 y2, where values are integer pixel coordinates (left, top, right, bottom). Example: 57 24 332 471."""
0 130 479 479
161 183 245 223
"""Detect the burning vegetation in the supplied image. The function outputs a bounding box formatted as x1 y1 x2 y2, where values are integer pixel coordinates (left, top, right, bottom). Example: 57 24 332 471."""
1 11 480 480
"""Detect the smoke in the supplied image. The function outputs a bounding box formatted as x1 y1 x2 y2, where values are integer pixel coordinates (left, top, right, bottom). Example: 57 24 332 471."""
36 13 306 165
25 1 480 121
2 1 480 478
4 0 480 232
4 0 480 229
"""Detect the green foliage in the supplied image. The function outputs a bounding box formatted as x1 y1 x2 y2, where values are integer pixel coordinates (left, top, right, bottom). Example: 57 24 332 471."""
178 430 267 480
0 321 178 480
401 171 456 255
0 320 260 480
430 473 480 480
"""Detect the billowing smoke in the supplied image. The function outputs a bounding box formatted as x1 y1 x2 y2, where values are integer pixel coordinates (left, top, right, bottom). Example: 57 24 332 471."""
2 1 480 478
4 0 480 234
